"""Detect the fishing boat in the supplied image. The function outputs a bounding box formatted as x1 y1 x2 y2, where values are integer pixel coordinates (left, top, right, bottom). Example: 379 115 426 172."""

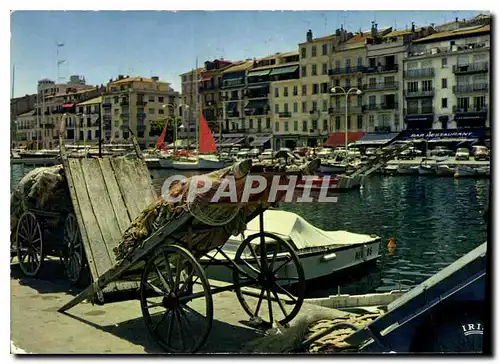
455 165 478 177
475 166 490 177
295 176 342 191
418 165 435 176
203 210 382 283
397 165 418 175
318 160 347 174
383 165 399 175
435 165 455 177
198 155 226 170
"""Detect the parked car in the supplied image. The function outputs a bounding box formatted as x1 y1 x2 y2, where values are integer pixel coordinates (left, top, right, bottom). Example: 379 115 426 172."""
473 146 490 161
247 148 260 158
259 149 274 161
347 148 362 158
365 147 378 156
236 148 250 159
455 148 470 161
430 146 453 157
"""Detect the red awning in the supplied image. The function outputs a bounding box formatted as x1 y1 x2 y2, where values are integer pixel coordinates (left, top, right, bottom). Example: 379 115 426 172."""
62 103 75 108
324 132 365 147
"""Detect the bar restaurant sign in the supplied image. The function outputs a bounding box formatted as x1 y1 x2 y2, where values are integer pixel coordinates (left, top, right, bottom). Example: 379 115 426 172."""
400 129 484 141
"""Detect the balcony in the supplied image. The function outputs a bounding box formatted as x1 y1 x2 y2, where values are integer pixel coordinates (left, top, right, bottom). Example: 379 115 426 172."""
244 108 269 116
119 100 129 106
199 85 215 92
363 82 399 91
408 41 490 58
404 68 435 78
137 124 147 132
227 111 240 118
120 123 130 130
453 84 489 93
405 107 434 115
137 112 146 118
328 105 363 114
405 89 435 98
364 103 399 111
453 62 489 74
278 111 291 118
136 100 147 106
453 105 488 114
364 64 399 73
328 66 366 76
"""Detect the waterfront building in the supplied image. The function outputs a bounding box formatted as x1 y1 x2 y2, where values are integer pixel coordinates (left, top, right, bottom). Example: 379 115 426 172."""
101 75 180 148
14 110 37 146
11 94 37 147
75 96 102 146
403 24 490 130
179 67 204 139
363 24 434 134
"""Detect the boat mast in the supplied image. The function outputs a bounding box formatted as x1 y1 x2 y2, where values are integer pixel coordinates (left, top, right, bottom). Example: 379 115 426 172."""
196 56 200 158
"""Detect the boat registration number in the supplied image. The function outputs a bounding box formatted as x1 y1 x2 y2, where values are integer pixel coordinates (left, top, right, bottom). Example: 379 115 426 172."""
355 245 373 260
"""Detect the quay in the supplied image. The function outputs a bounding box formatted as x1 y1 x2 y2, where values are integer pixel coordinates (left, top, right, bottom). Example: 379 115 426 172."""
386 157 490 167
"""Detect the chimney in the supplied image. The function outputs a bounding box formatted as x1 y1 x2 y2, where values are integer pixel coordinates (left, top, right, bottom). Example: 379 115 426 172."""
306 29 313 42
152 76 159 82
371 21 378 38
411 22 415 32
455 17 459 23
335 28 340 36
118 74 124 80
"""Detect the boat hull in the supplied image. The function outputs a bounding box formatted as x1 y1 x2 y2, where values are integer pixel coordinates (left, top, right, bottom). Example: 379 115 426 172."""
318 164 347 174
397 166 418 175
172 161 200 170
436 165 454 177
158 158 174 169
418 166 435 176
198 158 226 170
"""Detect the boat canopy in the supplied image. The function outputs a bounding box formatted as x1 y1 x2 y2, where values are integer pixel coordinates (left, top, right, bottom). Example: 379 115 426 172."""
228 210 379 251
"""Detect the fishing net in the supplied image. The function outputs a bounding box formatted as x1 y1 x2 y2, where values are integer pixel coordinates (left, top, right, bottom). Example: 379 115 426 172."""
10 164 72 246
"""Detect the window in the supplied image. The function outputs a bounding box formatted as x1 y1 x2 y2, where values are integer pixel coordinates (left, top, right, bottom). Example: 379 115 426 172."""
293 102 298 113
79 131 84 141
274 88 279 97
158 96 164 103
357 94 363 106
369 95 376 106
312 120 318 130
335 117 341 130
321 82 328 94
249 119 254 129
284 103 289 112
312 84 319 94
275 104 279 114
312 101 317 111
457 97 470 110
357 57 363 68
294 120 298 131
422 80 433 91
369 115 375 127
87 117 92 127
345 79 351 89
138 130 144 138
88 130 92 140
322 44 328 55
159 108 164 114
312 64 317 76
302 85 307 96
347 116 351 130
284 87 288 97
114 109 119 115
408 81 419 92
312 46 317 57
474 96 486 110
323 119 328 131
357 115 363 130
148 108 155 114
302 120 308 132
123 130 129 139
345 58 351 71
293 86 298 96
302 101 307 113
266 118 271 128
301 66 307 77
335 60 341 71
322 100 328 112
148 95 155 102
301 47 306 58
442 98 448 108
284 121 289 132
275 122 279 132
335 79 340 87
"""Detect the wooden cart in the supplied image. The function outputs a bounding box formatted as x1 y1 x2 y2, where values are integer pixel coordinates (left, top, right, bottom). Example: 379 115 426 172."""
56 136 307 353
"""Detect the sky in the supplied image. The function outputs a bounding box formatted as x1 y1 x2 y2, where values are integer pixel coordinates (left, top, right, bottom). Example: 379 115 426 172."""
10 10 483 98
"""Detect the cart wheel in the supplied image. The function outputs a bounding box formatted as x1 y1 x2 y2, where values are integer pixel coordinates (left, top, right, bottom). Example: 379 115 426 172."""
232 232 305 327
61 213 86 285
16 211 43 277
140 245 213 353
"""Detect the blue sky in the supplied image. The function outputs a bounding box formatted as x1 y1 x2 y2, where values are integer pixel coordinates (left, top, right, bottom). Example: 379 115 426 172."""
11 10 482 97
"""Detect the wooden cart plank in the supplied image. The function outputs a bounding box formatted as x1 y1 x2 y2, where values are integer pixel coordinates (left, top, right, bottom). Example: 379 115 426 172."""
79 159 123 257
58 213 191 313
110 158 155 220
67 159 118 292
98 158 132 233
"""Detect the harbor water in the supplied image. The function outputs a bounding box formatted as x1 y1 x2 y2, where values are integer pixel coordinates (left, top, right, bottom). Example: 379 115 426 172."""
11 164 489 297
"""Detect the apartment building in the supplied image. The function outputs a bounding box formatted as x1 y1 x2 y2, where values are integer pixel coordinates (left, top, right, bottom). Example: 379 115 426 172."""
403 24 490 130
179 67 204 139
363 25 434 133
101 75 180 148
14 110 37 146
219 60 253 141
298 30 344 146
74 96 102 145
11 94 37 146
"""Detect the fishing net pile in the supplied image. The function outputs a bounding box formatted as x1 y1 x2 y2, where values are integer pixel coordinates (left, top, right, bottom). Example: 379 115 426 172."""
10 165 72 243
113 158 320 262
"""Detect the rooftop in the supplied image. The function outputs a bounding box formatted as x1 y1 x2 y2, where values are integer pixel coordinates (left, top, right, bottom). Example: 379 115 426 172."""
110 76 167 85
221 60 254 74
413 24 490 43
77 96 103 106
179 67 205 76
250 62 300 72
17 110 35 118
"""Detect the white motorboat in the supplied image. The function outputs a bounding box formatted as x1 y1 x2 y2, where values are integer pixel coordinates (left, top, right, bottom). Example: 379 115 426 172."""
203 210 381 283
318 160 347 174
455 165 477 177
475 166 490 177
435 165 454 177
198 155 227 170
383 165 399 175
172 159 200 170
397 165 418 175
418 165 435 176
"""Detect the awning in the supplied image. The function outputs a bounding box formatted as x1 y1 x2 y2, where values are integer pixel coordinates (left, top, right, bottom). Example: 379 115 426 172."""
247 69 271 77
247 84 268 90
63 103 75 108
244 100 268 110
269 65 299 76
396 128 485 142
324 132 365 147
250 136 272 147
354 132 399 146
216 137 245 147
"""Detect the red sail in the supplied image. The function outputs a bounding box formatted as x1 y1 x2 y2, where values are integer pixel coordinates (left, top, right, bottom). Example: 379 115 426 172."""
199 111 217 154
155 124 168 150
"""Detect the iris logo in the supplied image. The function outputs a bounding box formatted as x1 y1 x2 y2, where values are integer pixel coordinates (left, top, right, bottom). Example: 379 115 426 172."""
461 323 483 337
